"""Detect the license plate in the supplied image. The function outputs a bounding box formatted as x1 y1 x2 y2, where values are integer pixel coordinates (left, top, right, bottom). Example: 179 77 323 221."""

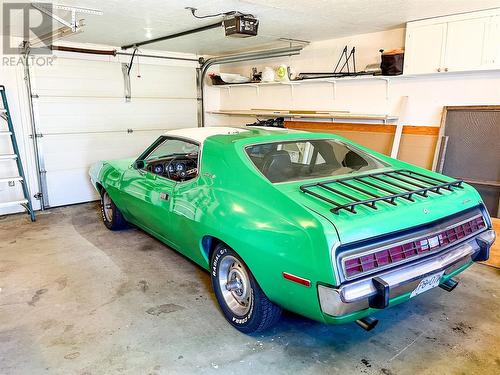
410 271 444 298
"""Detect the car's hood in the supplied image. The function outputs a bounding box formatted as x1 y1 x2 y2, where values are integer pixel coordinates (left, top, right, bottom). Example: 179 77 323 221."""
273 171 483 245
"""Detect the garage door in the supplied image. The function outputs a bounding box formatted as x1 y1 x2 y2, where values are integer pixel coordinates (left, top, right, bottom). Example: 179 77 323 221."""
30 54 198 207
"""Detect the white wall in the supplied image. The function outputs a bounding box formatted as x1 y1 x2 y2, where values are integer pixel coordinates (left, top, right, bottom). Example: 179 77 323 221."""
213 28 500 127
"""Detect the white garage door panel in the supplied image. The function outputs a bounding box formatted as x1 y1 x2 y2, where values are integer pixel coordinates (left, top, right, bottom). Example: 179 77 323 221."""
129 65 197 98
33 59 196 98
30 55 198 207
33 60 125 97
35 98 197 133
42 131 167 207
41 131 165 170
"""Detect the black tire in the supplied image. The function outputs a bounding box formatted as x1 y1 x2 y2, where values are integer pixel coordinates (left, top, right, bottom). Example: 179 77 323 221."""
211 244 282 333
100 189 127 230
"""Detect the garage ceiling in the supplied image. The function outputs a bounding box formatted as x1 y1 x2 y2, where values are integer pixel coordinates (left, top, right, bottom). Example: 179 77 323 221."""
3 0 500 55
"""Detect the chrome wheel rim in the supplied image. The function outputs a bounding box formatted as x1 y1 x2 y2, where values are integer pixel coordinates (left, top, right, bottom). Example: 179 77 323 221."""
218 255 252 316
102 192 113 222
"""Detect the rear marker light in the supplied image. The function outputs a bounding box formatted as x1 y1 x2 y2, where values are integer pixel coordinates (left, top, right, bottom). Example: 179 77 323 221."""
283 272 311 287
343 216 486 278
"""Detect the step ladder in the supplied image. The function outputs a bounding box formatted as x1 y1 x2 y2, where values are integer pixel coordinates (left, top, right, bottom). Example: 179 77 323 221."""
0 85 35 221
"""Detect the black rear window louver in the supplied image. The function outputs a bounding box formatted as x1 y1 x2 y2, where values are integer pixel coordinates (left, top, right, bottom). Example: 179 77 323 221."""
300 169 463 215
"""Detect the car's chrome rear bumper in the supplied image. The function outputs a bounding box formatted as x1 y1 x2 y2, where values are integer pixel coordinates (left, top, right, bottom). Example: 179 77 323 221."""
318 229 496 317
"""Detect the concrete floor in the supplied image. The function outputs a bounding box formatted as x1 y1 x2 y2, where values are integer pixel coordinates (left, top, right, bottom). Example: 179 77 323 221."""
1 203 499 375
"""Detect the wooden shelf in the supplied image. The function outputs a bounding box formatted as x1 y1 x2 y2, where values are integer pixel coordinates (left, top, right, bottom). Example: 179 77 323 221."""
207 109 399 123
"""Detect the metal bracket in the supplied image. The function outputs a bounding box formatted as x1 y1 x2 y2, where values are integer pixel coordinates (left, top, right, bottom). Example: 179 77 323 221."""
121 63 132 102
368 277 390 309
32 2 103 32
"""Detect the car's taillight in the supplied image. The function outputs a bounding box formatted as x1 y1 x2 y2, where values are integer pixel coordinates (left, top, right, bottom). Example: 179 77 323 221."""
343 216 486 278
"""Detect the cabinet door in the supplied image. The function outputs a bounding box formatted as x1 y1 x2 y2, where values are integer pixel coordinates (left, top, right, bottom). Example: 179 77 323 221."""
405 23 447 74
444 17 490 72
487 16 500 68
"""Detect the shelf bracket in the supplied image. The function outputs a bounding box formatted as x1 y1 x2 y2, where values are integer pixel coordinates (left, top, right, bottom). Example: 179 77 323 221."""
331 81 337 100
381 78 391 100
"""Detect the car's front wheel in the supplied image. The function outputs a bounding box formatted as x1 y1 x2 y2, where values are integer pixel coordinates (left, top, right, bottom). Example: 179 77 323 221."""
100 189 127 230
211 244 282 333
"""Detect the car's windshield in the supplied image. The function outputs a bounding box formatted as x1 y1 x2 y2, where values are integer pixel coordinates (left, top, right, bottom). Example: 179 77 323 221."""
245 139 388 183
146 138 199 161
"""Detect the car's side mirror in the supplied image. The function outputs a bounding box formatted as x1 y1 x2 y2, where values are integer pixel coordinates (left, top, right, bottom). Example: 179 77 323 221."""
133 160 145 170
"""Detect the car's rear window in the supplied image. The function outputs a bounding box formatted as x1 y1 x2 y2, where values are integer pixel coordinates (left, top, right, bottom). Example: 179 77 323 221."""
245 139 388 183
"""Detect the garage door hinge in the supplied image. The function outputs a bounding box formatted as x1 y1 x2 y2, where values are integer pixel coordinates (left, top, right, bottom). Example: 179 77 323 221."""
31 94 39 99
29 133 43 138
127 128 133 133
34 192 43 200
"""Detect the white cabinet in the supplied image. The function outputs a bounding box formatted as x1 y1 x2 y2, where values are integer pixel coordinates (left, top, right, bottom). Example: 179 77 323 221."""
444 17 490 71
404 23 446 74
404 9 500 75
487 15 500 67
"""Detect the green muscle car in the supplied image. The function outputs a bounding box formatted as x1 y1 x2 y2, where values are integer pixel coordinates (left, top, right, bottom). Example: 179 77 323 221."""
89 126 495 333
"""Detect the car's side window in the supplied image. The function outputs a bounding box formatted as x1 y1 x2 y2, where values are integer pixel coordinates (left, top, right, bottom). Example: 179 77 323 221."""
140 137 200 182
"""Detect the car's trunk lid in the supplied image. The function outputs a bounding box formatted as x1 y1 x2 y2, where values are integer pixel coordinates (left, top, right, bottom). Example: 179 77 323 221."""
273 169 480 244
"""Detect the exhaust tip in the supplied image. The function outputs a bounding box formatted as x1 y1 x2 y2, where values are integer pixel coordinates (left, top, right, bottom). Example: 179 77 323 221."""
439 278 459 292
355 316 379 331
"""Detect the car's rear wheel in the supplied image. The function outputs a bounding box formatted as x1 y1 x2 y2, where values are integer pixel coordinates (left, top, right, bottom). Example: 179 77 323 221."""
100 189 127 230
211 244 282 333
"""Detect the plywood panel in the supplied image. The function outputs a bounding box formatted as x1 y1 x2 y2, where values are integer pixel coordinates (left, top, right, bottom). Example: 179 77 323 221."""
483 218 500 268
398 134 439 169
329 130 393 155
285 121 438 169
284 121 439 135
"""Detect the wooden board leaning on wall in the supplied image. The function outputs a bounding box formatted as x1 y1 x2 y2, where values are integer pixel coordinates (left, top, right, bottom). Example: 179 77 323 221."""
484 219 500 269
284 121 440 170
